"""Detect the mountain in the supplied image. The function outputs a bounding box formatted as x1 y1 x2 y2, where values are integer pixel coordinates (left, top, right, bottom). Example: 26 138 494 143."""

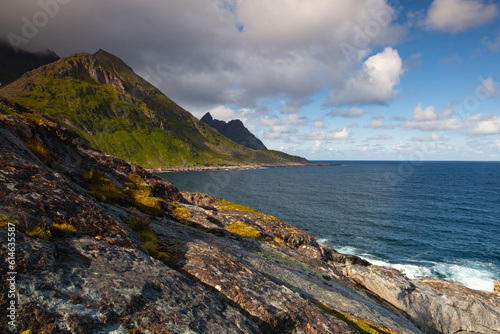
0 49 308 169
1 96 499 333
201 112 268 150
0 40 59 87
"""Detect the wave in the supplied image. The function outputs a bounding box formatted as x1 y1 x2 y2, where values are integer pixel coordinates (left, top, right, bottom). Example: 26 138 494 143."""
335 246 496 292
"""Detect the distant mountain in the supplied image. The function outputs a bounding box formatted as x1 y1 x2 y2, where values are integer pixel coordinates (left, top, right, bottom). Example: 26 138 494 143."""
0 49 309 168
0 40 59 87
201 112 267 151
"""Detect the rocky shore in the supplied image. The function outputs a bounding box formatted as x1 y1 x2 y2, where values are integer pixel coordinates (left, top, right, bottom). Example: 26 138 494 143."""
146 162 337 173
1 98 499 333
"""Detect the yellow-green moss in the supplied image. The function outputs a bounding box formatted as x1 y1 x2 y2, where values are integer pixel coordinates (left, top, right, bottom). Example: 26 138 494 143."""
80 171 163 216
50 222 77 237
26 225 52 241
314 302 398 334
226 221 260 239
80 169 126 203
0 216 17 228
273 237 287 245
173 206 193 220
216 199 277 221
21 330 33 334
25 139 54 166
124 174 162 215
126 215 173 260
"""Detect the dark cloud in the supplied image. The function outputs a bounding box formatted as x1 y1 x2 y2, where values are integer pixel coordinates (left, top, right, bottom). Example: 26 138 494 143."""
1 0 405 112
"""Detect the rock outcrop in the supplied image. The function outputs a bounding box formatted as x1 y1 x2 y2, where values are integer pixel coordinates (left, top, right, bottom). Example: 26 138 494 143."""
1 97 500 333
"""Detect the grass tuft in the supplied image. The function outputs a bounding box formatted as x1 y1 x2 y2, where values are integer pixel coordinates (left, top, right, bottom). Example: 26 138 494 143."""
26 225 52 241
25 139 54 166
226 221 260 239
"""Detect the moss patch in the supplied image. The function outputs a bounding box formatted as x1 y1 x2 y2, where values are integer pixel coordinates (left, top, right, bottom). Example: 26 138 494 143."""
124 174 162 215
314 302 398 334
50 222 77 238
26 224 52 241
80 169 127 203
126 215 173 260
226 221 260 239
80 170 163 216
216 200 277 221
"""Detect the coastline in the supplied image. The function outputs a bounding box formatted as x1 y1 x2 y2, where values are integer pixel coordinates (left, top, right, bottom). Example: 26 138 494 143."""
147 161 338 173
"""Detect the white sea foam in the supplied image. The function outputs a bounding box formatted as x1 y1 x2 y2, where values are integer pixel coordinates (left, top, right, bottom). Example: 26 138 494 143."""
334 246 496 292
316 238 329 244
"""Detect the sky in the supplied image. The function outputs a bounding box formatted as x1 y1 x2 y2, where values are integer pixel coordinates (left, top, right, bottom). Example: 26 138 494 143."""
1 0 500 160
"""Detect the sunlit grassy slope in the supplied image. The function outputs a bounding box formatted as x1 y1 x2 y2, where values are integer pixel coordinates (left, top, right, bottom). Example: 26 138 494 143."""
0 50 308 168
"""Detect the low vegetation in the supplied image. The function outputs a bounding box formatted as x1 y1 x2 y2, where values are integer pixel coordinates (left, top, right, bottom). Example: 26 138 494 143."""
25 139 54 167
80 170 162 216
216 200 277 221
314 302 397 334
126 214 173 260
226 221 261 239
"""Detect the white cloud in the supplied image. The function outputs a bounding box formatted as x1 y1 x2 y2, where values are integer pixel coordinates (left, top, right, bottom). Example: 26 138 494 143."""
327 47 404 106
307 129 351 141
369 135 393 140
482 31 500 52
471 115 500 134
422 0 498 33
411 104 439 121
366 119 395 129
477 77 500 98
404 104 463 131
412 134 447 142
328 107 367 118
313 119 326 129
261 114 308 139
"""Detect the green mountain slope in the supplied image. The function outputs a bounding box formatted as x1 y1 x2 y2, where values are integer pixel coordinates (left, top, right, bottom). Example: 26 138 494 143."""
0 49 309 168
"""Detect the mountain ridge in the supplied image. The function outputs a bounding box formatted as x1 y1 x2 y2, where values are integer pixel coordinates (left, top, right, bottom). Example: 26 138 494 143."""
201 112 268 151
0 49 309 169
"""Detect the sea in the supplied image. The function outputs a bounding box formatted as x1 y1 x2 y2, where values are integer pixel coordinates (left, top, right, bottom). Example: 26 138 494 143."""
157 161 500 292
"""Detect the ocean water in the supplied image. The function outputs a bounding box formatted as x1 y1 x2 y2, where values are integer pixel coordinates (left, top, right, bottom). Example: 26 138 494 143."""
157 161 500 292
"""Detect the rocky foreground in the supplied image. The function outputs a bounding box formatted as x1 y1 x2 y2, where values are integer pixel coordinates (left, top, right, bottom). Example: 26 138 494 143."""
0 97 499 333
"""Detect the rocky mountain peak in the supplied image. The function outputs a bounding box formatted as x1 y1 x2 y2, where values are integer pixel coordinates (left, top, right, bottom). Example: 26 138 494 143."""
201 112 268 151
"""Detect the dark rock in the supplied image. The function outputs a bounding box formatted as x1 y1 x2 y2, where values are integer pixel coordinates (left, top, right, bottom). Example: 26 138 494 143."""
0 97 499 334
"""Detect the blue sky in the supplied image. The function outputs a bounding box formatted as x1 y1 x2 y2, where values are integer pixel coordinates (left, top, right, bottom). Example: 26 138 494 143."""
2 0 500 160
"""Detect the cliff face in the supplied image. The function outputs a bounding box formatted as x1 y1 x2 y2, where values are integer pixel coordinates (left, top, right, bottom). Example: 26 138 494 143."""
0 50 307 169
201 112 268 151
0 97 499 334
